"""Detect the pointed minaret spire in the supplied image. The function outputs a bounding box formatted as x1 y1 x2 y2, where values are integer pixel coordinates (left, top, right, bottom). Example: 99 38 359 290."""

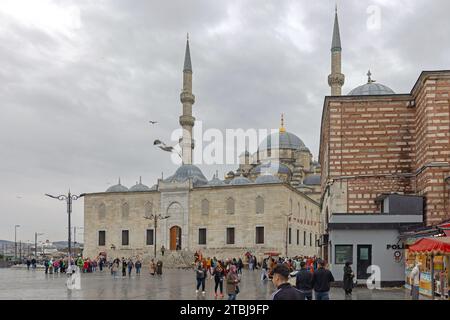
328 5 345 96
183 33 192 72
180 34 196 164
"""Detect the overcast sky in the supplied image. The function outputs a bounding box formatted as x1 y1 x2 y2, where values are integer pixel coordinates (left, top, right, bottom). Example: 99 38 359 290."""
1 0 449 242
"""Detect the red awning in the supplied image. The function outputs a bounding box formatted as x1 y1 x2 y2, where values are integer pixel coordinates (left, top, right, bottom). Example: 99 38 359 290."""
408 237 450 255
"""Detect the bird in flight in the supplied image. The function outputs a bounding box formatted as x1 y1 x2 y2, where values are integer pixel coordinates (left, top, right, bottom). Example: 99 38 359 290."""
149 120 158 124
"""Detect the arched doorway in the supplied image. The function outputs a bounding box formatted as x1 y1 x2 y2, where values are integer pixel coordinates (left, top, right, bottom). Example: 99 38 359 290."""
170 226 182 251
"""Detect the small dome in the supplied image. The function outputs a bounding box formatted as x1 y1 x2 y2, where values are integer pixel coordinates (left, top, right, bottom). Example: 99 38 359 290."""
252 162 291 176
255 174 281 184
303 175 321 186
165 164 208 187
230 176 252 185
129 177 151 192
208 174 226 186
106 179 128 193
349 71 395 96
259 131 306 151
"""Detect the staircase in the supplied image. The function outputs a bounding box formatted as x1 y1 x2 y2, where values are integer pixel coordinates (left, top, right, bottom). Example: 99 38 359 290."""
142 250 195 269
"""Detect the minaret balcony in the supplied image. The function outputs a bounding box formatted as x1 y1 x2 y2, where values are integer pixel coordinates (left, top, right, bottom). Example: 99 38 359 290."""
328 73 345 87
180 92 195 104
179 115 195 127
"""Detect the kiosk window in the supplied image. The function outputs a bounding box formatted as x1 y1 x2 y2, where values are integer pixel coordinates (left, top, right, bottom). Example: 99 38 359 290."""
335 245 353 264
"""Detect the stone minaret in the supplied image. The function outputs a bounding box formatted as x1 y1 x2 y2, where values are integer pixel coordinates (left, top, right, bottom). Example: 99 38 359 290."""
328 6 345 96
179 34 195 164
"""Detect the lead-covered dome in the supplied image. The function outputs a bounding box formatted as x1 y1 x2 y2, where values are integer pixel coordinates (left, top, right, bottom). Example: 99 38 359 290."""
230 176 252 185
106 179 129 193
208 174 226 186
349 71 395 96
165 164 208 187
252 161 291 175
259 131 306 151
255 174 281 184
129 177 151 192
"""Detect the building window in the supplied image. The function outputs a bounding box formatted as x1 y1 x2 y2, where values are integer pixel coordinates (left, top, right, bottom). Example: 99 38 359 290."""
144 202 153 218
303 231 306 246
335 245 353 265
199 228 207 245
122 230 129 246
201 199 209 215
256 227 264 244
122 202 129 219
310 233 312 246
296 229 299 245
98 203 106 220
288 228 292 245
289 199 293 214
146 229 154 246
226 198 235 215
315 234 318 247
226 228 235 245
98 231 106 246
256 196 264 214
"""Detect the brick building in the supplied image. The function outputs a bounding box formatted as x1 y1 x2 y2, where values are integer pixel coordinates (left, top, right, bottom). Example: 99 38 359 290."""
318 9 450 284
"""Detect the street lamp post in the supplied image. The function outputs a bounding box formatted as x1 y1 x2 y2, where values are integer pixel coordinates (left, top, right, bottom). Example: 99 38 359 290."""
14 225 20 262
143 213 170 258
35 232 44 258
45 191 85 263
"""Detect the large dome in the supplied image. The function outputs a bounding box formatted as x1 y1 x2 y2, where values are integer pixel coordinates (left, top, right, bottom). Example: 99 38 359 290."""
165 164 208 187
230 176 252 185
259 131 306 151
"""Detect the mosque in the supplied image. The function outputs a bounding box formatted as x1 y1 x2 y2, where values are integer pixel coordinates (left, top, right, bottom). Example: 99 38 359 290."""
82 8 392 261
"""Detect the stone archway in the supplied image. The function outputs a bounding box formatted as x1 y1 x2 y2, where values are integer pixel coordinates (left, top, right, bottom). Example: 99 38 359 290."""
170 226 182 251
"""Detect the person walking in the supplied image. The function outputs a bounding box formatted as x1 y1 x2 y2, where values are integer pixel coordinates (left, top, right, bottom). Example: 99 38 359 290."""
312 259 335 300
271 264 303 300
149 259 156 276
156 260 163 275
195 262 207 295
226 265 240 300
135 259 142 275
213 260 225 298
121 258 127 277
127 259 134 277
295 261 313 300
26 258 31 270
261 258 268 281
161 245 166 257
111 260 118 279
410 262 421 300
343 261 355 297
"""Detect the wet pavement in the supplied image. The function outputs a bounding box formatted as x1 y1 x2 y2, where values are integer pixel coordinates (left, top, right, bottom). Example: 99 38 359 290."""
0 268 414 300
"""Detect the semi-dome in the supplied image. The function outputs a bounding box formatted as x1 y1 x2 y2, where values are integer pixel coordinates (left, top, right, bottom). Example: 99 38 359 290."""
255 174 281 184
165 164 208 187
129 177 151 192
106 178 129 193
252 161 292 175
259 131 306 151
230 176 252 185
349 71 395 96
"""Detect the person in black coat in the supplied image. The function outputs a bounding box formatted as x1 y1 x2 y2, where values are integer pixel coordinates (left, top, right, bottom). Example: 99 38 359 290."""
271 264 303 300
343 261 355 296
312 259 335 300
295 261 313 300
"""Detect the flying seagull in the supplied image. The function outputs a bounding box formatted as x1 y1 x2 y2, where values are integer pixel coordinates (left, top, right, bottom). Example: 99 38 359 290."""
149 120 158 124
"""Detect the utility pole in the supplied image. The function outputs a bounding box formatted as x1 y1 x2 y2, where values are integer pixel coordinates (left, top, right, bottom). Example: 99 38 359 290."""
14 225 20 262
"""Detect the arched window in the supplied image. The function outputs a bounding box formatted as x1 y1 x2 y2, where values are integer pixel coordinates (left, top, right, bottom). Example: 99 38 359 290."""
256 196 264 214
122 202 129 219
297 202 300 219
289 199 293 214
226 197 235 215
144 202 153 218
98 203 106 220
201 199 209 215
